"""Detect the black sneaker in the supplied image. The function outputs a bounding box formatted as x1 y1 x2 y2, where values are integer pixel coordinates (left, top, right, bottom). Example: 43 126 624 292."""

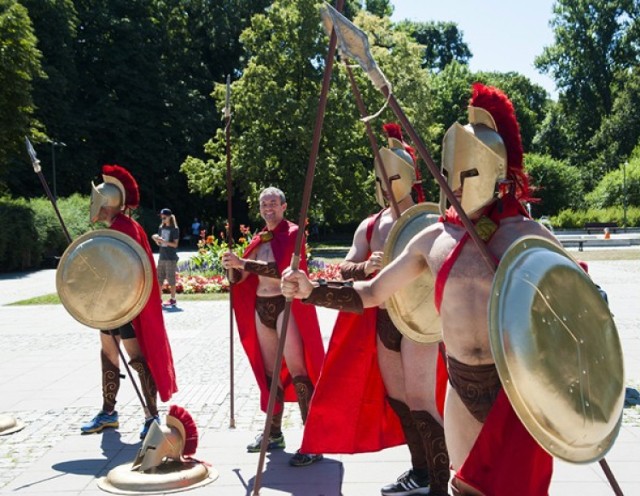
380 470 430 495
246 433 285 453
289 450 323 467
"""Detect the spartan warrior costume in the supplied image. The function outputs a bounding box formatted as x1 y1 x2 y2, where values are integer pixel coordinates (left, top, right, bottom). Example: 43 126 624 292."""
83 165 177 434
230 218 324 436
437 84 552 495
301 125 449 496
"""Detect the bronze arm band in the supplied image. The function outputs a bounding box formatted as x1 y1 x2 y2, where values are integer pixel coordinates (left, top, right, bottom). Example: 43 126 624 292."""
339 260 368 281
243 260 280 279
227 268 242 283
302 279 364 314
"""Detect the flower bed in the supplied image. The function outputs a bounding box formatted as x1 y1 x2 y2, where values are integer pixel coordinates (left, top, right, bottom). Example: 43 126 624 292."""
162 225 343 295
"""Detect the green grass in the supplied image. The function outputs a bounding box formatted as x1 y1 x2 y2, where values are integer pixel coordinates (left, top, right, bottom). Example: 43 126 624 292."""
9 291 229 306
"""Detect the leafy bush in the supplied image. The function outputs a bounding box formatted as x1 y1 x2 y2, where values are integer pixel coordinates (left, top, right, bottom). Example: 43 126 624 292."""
0 197 40 271
525 153 584 217
585 159 640 208
551 206 640 229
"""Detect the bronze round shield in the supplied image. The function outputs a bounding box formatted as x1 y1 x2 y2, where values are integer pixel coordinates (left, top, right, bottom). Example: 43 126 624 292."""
382 202 442 344
56 229 153 330
489 236 624 463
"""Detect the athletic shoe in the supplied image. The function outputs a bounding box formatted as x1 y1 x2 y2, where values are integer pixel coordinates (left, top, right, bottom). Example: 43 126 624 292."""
81 410 119 434
380 469 431 495
140 415 160 440
246 433 285 453
289 450 323 467
162 298 177 307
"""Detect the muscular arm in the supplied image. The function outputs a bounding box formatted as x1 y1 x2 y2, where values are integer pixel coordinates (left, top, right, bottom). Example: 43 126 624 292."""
356 234 429 307
340 216 380 280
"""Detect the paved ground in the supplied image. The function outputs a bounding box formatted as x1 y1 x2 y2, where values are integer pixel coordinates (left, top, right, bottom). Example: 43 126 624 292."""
1 247 639 495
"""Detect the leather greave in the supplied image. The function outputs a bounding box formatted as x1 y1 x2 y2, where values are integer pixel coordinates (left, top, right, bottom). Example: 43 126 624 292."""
101 351 120 413
293 375 314 424
266 375 284 437
387 397 428 475
129 357 158 417
411 410 450 495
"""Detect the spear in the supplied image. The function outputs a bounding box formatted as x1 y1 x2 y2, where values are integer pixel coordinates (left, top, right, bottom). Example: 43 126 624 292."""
319 4 496 271
25 137 72 244
25 136 153 422
224 74 236 429
251 0 345 494
320 5 624 495
344 64 401 219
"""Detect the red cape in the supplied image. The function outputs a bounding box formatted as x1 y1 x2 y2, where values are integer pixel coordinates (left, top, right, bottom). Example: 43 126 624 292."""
111 213 178 402
301 209 447 454
456 389 553 495
231 219 324 414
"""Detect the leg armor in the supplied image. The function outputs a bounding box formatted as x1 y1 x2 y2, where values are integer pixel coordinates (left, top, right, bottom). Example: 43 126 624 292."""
412 410 450 496
266 375 285 437
387 396 429 479
293 375 314 424
129 357 159 417
101 350 120 413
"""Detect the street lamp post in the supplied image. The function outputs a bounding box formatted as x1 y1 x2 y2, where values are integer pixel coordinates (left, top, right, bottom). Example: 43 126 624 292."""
50 140 67 200
623 161 628 231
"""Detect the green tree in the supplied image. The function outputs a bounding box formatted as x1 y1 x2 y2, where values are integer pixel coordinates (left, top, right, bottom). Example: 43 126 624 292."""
524 153 584 217
364 0 392 18
535 0 639 175
0 0 43 192
395 20 471 72
182 1 436 227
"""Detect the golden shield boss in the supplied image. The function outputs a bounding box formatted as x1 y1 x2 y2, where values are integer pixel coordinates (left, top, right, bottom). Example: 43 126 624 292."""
489 236 624 463
382 203 442 343
56 229 153 330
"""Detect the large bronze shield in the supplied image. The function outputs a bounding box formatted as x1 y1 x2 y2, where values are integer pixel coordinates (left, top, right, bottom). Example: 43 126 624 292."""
56 229 153 330
382 203 441 343
489 236 624 463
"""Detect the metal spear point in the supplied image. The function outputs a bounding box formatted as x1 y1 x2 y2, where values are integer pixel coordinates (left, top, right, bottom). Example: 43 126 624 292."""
25 136 72 244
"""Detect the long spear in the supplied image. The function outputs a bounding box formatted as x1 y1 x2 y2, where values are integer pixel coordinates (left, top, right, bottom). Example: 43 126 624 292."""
320 6 624 496
25 137 152 421
319 5 496 271
344 64 400 219
251 0 345 494
224 74 236 429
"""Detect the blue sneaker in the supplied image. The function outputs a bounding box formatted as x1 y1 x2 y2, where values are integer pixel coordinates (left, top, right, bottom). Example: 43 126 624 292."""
140 415 160 440
81 411 119 434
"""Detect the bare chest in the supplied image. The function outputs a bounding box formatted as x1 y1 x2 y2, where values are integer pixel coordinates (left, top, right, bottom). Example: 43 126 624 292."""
252 242 276 263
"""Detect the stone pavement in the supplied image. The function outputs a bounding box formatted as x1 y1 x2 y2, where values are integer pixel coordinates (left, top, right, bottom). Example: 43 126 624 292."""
1 250 640 495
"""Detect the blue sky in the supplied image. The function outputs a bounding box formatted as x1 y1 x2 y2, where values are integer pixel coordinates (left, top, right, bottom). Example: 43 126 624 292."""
389 0 558 98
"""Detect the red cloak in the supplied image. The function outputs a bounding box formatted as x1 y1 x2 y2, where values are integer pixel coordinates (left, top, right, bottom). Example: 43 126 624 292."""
437 196 553 494
300 212 447 454
111 213 178 402
230 219 324 414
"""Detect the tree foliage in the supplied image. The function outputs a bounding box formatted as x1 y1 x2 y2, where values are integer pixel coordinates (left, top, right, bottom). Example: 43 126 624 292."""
585 159 640 208
524 153 584 217
0 0 43 192
395 20 471 72
535 0 639 181
182 1 436 227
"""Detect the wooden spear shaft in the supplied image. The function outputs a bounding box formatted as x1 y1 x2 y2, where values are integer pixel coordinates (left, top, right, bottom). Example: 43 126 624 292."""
251 0 345 493
224 74 236 429
344 62 401 219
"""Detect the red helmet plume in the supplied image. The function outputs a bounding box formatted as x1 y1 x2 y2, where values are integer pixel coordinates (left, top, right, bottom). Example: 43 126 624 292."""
102 164 140 209
168 405 198 456
469 83 530 200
